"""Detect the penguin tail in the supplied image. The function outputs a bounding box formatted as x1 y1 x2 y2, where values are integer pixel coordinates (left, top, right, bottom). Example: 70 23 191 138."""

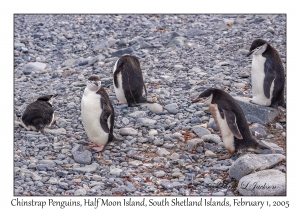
254 140 269 150
137 96 154 104
36 125 45 135
279 102 286 109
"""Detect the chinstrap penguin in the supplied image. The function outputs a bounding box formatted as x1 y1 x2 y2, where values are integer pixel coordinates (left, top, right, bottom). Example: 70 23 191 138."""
81 75 115 152
113 54 149 107
20 94 56 134
192 88 267 159
246 39 286 108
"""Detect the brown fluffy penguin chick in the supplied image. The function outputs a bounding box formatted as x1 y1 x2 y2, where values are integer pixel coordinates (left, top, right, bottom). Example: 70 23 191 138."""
20 95 56 134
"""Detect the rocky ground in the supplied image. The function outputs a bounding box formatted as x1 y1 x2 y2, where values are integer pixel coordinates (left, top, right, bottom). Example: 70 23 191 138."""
14 14 286 196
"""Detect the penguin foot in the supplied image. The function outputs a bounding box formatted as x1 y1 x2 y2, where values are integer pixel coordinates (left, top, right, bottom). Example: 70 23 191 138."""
88 142 105 152
92 146 104 152
218 153 234 160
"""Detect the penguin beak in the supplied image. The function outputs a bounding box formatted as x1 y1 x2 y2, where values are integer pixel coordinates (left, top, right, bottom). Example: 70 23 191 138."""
192 95 205 103
93 81 98 86
246 50 254 57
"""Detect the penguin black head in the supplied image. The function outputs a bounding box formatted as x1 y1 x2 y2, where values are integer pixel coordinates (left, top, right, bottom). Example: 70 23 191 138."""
192 88 218 105
37 94 54 101
37 94 55 106
246 39 269 57
87 75 101 91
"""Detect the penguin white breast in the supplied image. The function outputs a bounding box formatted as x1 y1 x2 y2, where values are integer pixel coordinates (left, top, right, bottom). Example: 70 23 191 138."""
81 88 109 146
251 55 273 106
209 104 235 153
113 58 127 103
113 72 127 103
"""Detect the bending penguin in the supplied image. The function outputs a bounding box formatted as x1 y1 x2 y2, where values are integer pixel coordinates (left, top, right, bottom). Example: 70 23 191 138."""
192 88 267 159
81 75 115 152
20 94 56 134
113 54 148 107
246 39 286 108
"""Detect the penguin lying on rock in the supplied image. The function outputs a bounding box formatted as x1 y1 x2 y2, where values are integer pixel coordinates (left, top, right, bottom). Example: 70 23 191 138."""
246 39 286 108
20 94 56 134
113 54 151 107
81 75 115 152
192 88 267 159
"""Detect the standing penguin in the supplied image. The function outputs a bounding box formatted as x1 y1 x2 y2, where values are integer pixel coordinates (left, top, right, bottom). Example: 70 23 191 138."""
20 94 56 134
246 39 285 108
113 54 148 107
192 88 267 159
81 75 115 152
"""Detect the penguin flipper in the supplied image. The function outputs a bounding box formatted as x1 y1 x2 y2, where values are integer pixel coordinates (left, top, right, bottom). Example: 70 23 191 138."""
100 100 112 133
222 109 243 140
263 62 276 99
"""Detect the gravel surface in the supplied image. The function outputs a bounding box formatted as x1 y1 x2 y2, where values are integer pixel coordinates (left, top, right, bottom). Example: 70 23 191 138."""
14 14 286 196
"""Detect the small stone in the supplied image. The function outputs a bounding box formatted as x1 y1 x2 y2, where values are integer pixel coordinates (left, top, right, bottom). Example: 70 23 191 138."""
67 102 76 107
149 130 158 136
234 83 246 89
164 103 178 114
249 123 267 138
153 170 165 177
153 139 164 146
192 126 211 138
31 172 42 181
156 148 170 157
128 111 147 118
129 160 143 166
38 160 56 167
122 118 130 125
110 167 122 176
202 134 221 144
58 182 68 190
170 153 180 160
185 138 204 152
22 62 47 75
119 128 138 136
71 144 92 165
212 192 225 196
137 118 157 127
48 177 58 185
44 128 67 135
267 26 275 34
259 140 284 154
74 188 86 195
238 68 250 78
73 164 97 173
276 123 283 130
141 103 163 113
205 150 217 157
111 47 134 57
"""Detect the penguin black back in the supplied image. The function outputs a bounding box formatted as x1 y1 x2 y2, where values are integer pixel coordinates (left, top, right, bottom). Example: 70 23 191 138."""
96 86 115 143
21 95 54 133
113 55 147 106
